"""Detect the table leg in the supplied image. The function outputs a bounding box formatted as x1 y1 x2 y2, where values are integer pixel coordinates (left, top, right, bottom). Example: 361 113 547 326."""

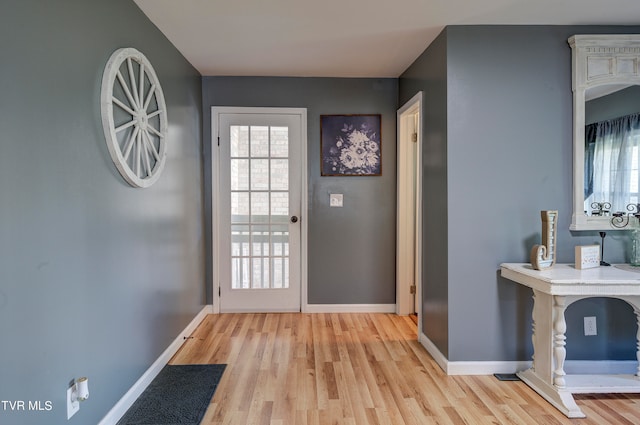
634 305 640 377
531 291 536 371
553 295 567 388
516 291 584 418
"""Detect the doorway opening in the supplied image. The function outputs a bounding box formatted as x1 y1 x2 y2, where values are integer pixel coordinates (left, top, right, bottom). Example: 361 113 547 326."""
396 92 423 336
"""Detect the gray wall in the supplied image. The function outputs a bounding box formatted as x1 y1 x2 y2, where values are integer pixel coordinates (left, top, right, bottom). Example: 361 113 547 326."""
400 25 640 362
398 32 450 357
0 1 204 424
202 77 398 305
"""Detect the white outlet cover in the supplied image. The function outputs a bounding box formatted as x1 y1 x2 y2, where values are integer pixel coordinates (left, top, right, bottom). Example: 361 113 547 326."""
584 316 597 336
330 193 343 207
67 386 79 419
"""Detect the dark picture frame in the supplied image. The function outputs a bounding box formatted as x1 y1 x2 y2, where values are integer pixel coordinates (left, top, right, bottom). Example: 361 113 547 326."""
320 114 382 176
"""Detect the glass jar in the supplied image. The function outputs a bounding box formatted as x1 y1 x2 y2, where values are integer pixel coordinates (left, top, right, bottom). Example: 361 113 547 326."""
631 229 640 266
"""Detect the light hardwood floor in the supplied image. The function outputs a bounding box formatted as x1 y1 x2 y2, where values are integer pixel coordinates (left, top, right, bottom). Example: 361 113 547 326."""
170 313 640 424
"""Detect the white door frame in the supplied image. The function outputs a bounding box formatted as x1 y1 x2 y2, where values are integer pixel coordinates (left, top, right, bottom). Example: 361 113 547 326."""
396 92 423 336
211 107 308 313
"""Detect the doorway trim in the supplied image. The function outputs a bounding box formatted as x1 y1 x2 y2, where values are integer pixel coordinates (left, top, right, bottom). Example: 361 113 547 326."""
211 106 308 313
396 92 423 335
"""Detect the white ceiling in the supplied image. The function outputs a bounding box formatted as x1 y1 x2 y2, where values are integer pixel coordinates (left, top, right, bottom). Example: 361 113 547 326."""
134 0 640 78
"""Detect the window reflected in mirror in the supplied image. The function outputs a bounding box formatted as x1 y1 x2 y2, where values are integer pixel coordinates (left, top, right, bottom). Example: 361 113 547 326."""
584 85 640 216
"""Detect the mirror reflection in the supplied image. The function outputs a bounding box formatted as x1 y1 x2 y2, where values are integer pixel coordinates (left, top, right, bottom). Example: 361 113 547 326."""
584 85 640 217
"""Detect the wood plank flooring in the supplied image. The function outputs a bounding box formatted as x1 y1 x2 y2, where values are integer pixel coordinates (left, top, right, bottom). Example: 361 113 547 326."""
170 313 640 424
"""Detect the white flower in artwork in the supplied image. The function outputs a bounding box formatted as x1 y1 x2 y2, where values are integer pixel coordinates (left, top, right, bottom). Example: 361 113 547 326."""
348 129 369 146
363 151 379 168
340 145 365 169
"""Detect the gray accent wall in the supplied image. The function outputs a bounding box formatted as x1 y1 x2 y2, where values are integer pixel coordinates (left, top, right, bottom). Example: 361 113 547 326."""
398 32 450 357
0 1 204 424
202 77 398 305
400 25 640 362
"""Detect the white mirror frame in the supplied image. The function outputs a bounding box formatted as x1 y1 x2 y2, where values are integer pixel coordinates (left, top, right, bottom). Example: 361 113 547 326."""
569 34 640 231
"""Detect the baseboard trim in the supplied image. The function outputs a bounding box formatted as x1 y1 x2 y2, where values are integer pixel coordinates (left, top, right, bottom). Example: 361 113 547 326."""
304 304 396 313
98 305 213 425
446 360 532 375
418 332 449 373
417 333 637 375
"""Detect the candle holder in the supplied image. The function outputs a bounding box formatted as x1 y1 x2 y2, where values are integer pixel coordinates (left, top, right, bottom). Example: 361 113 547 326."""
599 232 610 266
591 201 611 216
610 204 640 229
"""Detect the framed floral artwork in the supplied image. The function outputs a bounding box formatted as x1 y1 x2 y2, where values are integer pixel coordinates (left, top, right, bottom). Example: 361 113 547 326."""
321 114 381 176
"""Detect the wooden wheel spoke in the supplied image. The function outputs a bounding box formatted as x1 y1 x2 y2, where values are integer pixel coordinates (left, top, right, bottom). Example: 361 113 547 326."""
122 126 139 161
138 63 145 110
115 119 136 133
142 130 160 161
135 129 142 177
146 109 162 120
147 124 163 138
127 58 141 108
112 96 135 116
143 84 156 111
141 132 153 177
116 70 138 112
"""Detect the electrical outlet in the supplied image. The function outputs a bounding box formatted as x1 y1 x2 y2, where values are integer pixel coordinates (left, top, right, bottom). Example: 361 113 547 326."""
584 316 597 336
67 385 79 419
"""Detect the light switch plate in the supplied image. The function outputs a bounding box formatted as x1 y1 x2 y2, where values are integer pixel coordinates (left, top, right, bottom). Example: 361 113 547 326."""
330 194 343 207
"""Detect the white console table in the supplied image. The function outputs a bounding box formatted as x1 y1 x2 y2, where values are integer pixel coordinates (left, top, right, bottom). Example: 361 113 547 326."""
500 263 640 418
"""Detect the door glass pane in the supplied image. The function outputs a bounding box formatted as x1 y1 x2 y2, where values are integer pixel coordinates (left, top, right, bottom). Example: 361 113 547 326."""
229 124 291 291
270 257 289 289
251 159 269 190
231 225 250 256
251 226 270 257
231 224 250 289
232 257 250 289
231 192 249 223
271 159 288 190
231 126 249 157
251 192 269 223
231 159 249 191
271 224 289 257
252 258 270 288
250 126 269 157
270 192 288 222
270 127 288 157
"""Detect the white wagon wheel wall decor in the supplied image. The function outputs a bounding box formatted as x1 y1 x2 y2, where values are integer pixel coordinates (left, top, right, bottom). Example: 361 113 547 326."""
101 48 168 188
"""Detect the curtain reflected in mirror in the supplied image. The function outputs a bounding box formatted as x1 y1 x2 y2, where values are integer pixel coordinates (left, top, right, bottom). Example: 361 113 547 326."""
584 85 640 216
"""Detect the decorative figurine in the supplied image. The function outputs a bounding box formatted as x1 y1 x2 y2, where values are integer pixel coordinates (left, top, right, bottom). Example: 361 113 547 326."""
531 210 558 270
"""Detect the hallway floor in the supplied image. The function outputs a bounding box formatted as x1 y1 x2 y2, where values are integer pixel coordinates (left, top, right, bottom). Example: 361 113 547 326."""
171 313 640 424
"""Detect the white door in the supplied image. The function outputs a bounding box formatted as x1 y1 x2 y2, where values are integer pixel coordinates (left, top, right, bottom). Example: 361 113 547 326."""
396 93 423 332
214 108 305 312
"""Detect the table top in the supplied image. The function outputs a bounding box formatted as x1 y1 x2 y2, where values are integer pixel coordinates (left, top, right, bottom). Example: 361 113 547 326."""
500 263 640 296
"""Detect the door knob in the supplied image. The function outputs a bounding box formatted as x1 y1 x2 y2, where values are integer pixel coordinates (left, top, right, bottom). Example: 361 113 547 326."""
290 216 298 223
